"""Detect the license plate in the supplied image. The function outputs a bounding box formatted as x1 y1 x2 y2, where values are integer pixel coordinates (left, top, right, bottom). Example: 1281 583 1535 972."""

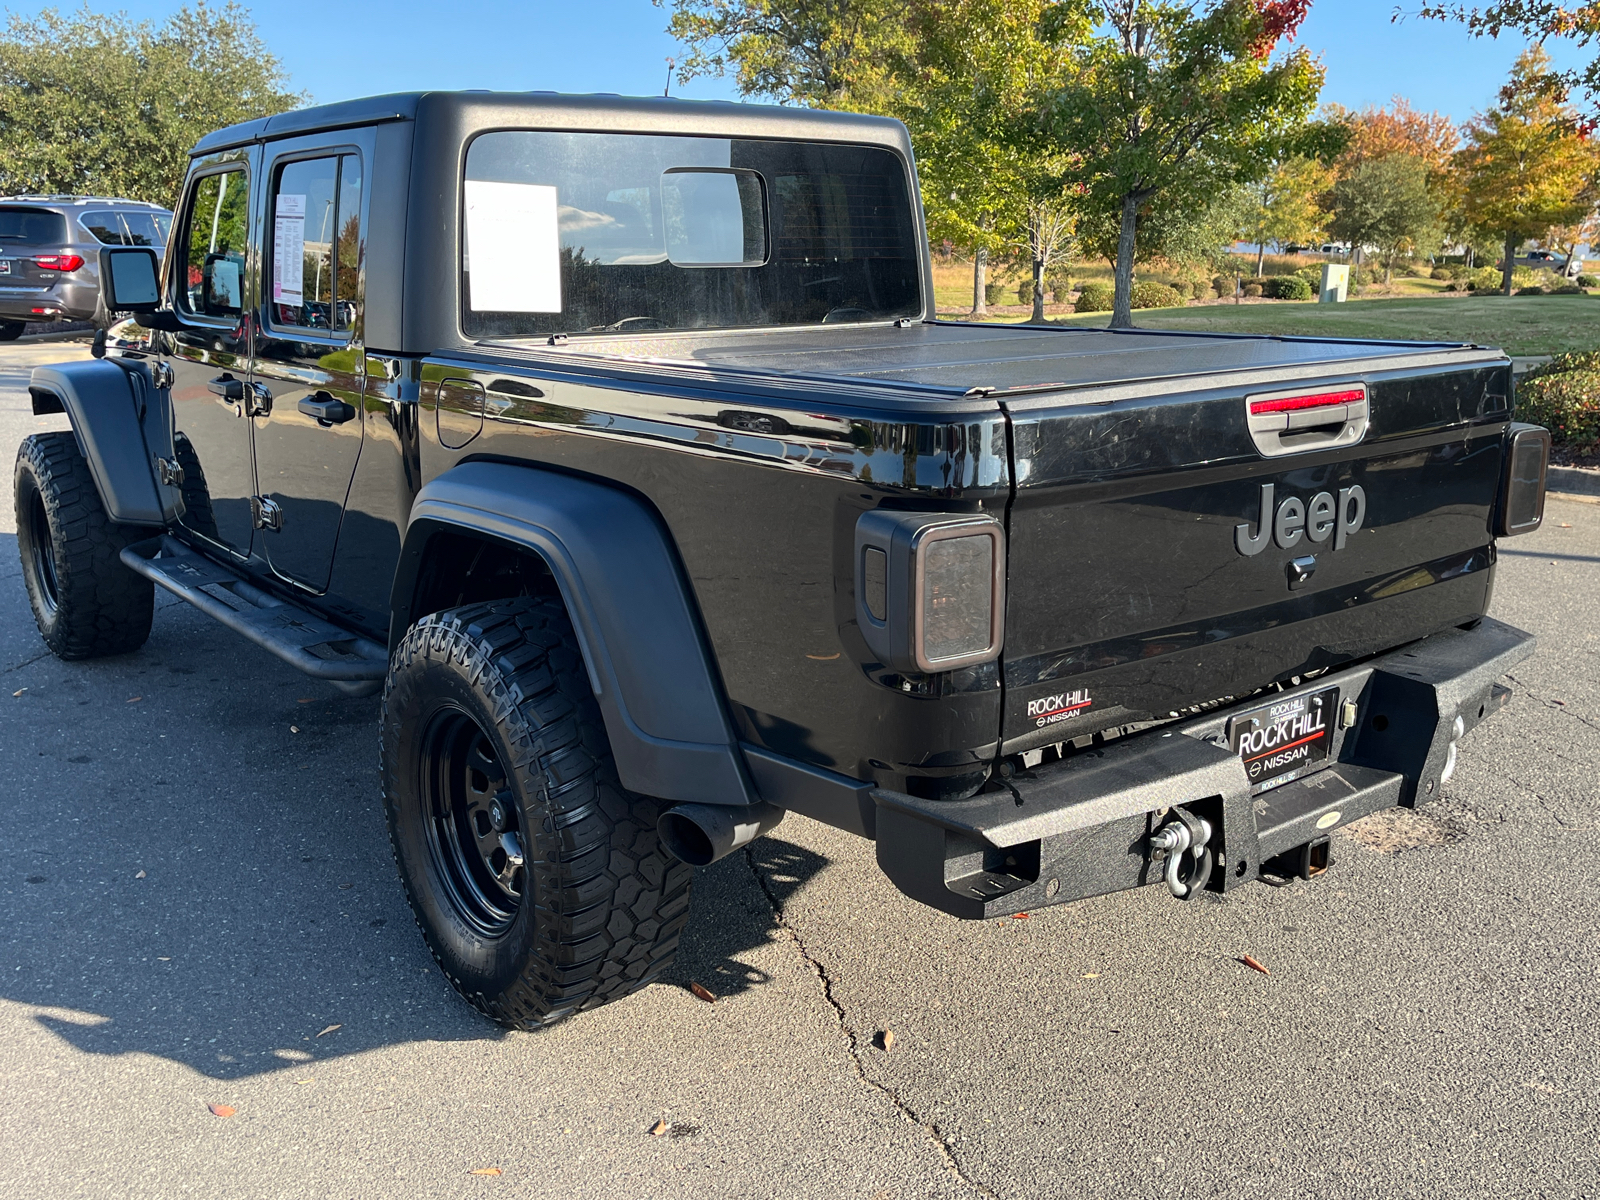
1229 687 1338 788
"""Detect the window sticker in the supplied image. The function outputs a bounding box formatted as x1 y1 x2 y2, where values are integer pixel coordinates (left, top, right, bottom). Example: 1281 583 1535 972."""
464 180 560 313
273 193 306 306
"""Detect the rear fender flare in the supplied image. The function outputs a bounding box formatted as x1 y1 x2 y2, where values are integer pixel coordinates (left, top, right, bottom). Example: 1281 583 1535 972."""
393 460 756 808
28 359 181 526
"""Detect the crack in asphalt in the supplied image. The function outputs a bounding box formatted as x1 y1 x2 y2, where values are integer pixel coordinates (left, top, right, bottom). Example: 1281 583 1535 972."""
743 846 1000 1200
1506 673 1600 737
3 649 51 674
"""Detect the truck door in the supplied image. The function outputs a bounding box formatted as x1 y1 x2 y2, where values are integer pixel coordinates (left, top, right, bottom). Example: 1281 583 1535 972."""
165 155 257 556
249 140 368 593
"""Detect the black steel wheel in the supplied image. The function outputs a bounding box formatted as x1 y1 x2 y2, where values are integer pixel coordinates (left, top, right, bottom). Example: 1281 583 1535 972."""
419 706 524 939
381 596 694 1028
14 431 153 659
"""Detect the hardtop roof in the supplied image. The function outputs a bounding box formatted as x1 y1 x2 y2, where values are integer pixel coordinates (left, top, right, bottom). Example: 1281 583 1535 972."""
189 91 909 157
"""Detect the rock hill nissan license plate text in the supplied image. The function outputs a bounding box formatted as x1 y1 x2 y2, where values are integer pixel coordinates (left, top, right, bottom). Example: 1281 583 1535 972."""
1229 688 1337 787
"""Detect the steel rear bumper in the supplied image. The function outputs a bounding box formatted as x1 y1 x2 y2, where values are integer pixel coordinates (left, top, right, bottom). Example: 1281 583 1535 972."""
872 617 1535 919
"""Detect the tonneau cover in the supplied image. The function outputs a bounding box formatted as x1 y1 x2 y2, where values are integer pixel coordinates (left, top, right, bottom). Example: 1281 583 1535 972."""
521 320 1505 400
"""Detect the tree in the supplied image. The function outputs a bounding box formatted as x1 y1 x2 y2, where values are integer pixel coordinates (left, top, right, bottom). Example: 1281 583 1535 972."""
1329 153 1440 281
1241 154 1333 273
1413 2 1600 119
659 0 908 108
1326 97 1460 171
1048 1 1329 327
0 3 302 207
1453 46 1600 293
899 0 1089 321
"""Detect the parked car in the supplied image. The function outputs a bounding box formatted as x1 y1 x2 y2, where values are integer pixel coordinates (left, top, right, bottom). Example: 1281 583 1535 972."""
1523 249 1564 267
0 196 171 339
18 93 1549 1028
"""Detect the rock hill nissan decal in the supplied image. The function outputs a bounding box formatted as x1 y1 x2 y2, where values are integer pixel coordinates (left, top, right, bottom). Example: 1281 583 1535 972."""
1234 482 1367 557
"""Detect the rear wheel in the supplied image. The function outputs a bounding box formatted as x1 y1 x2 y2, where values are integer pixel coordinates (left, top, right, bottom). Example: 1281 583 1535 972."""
14 432 154 659
380 597 694 1028
0 321 24 342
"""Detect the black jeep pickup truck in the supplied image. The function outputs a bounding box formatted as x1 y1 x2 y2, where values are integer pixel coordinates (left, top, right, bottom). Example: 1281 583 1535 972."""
16 92 1550 1028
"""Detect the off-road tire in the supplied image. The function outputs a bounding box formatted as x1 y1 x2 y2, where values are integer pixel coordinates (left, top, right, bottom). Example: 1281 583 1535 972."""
380 597 694 1028
0 321 25 342
171 432 218 540
15 431 154 659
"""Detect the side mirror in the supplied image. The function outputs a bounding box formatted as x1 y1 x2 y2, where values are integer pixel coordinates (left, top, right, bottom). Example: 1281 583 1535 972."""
99 246 162 312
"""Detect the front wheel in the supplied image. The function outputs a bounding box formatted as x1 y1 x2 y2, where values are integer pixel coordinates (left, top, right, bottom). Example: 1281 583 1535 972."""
15 432 154 659
380 597 694 1028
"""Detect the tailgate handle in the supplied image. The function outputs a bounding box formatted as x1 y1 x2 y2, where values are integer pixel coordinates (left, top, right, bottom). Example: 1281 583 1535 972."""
1245 385 1368 459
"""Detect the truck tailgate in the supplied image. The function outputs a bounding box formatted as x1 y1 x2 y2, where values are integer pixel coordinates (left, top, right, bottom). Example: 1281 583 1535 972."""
998 347 1512 752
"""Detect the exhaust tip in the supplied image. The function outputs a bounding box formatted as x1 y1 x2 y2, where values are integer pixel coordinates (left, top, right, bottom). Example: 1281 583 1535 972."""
658 809 718 867
657 802 784 867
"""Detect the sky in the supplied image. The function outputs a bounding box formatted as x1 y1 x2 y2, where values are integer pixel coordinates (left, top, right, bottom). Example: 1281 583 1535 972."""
2 0 1591 123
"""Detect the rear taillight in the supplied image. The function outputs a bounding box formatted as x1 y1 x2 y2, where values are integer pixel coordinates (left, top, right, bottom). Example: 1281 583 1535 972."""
1496 423 1550 537
856 512 1005 673
34 254 85 272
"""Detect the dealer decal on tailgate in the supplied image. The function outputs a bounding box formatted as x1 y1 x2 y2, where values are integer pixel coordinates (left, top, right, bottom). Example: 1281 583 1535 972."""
1229 688 1338 788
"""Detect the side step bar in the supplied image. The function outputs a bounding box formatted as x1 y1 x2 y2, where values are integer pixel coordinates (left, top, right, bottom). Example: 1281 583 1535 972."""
121 535 388 695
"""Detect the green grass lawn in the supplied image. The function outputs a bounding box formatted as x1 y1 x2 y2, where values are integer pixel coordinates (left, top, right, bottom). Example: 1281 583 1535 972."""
1046 295 1600 357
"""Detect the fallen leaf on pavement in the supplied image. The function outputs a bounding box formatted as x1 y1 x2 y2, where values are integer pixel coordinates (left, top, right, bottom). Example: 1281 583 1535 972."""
338 882 354 890
157 956 170 961
12 688 25 697
297 698 315 703
207 1104 235 1118
1240 955 1271 976
295 1078 314 1086
469 1167 502 1176
873 1030 895 1052
126 696 142 703
648 1119 669 1137
1558 523 1572 528
689 982 715 1003
1082 973 1101 979
315 1024 341 1037
290 725 300 733
134 870 146 879
1010 912 1030 919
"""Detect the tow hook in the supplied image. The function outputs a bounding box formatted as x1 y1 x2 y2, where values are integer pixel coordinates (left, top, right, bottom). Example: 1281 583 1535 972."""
1150 807 1214 900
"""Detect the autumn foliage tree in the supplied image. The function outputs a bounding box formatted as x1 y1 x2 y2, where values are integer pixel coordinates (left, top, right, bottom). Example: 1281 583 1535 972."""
1454 46 1600 293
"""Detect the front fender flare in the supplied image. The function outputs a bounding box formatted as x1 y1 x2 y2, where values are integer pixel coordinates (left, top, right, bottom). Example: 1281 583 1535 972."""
29 358 181 527
393 461 755 808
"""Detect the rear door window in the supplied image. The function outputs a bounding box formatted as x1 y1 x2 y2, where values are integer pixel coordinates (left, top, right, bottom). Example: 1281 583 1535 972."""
461 131 921 338
0 208 68 246
82 211 131 244
121 212 165 247
268 153 361 332
178 170 249 318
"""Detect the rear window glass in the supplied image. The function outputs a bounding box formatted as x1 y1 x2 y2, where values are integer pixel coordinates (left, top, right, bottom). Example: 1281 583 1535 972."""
0 208 68 244
462 131 922 338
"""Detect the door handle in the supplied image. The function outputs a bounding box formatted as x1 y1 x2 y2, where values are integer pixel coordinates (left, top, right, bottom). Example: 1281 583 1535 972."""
207 375 243 400
297 392 355 426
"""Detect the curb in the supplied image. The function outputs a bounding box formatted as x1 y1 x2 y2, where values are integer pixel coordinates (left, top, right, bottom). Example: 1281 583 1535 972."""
1548 466 1600 499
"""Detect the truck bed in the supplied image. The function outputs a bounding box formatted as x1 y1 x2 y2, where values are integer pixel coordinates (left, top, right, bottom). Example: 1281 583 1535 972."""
516 320 1505 400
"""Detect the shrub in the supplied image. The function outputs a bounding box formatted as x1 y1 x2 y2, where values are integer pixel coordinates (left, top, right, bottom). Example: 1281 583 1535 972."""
1130 281 1184 309
1430 266 1453 280
1579 274 1599 288
983 281 1006 306
1075 282 1114 313
1212 275 1233 298
1518 353 1600 449
1296 265 1323 294
1018 279 1034 307
1261 275 1313 301
1191 279 1211 299
1466 266 1501 292
1045 269 1072 298
1242 281 1263 298
1551 284 1587 295
1516 284 1546 296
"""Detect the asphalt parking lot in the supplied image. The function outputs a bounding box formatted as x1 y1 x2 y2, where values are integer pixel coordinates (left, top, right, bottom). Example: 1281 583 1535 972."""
0 341 1595 1199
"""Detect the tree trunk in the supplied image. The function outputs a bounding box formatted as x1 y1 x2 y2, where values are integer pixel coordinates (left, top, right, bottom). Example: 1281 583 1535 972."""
971 214 990 316
1466 246 1474 270
1502 232 1516 296
1031 255 1046 323
1111 193 1139 329
1256 242 1266 278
